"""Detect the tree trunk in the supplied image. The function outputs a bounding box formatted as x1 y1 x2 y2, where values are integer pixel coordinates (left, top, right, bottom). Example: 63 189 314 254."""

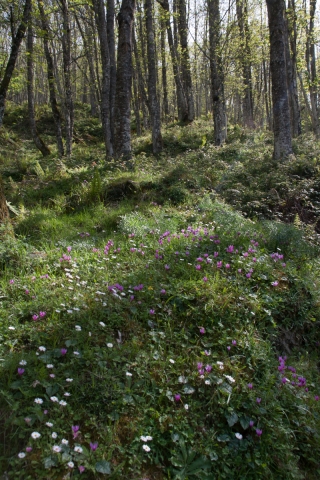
285 0 301 137
266 0 293 159
114 0 136 159
107 0 117 143
145 0 163 153
236 0 254 128
157 0 188 121
0 0 31 127
208 0 227 145
160 17 169 119
306 0 319 135
60 0 74 156
38 0 64 157
177 0 195 121
0 175 12 236
27 16 50 156
93 0 113 157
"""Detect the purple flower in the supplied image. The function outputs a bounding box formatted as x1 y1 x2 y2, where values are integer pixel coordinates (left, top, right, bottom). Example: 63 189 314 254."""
227 346 231 351
160 289 166 294
26 447 32 453
225 263 230 269
315 395 319 401
205 365 212 373
44 410 48 415
232 340 237 346
199 327 205 335
9 279 14 284
256 429 263 436
197 362 203 370
67 246 72 252
238 269 242 273
90 442 98 451
247 383 253 389
18 368 25 376
249 420 254 428
72 425 80 433
203 276 208 282
195 265 201 270
271 281 278 287
165 264 170 270
79 466 85 473
32 315 39 321
256 397 261 404
217 261 222 268
174 394 181 402
61 348 67 356
246 273 252 278
149 309 155 315
25 289 29 295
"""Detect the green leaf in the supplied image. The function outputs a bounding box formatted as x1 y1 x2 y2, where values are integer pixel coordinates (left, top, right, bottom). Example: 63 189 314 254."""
217 434 230 442
226 412 238 427
240 416 251 430
44 455 58 469
95 460 111 474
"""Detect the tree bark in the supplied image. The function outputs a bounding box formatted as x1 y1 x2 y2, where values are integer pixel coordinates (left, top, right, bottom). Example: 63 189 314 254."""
236 0 254 128
157 0 188 121
145 0 163 153
160 16 169 118
306 0 319 135
38 0 64 157
114 0 136 159
176 0 195 121
208 0 227 145
285 0 301 137
0 0 31 127
107 0 117 143
27 16 50 156
266 0 293 159
93 0 113 157
60 0 74 156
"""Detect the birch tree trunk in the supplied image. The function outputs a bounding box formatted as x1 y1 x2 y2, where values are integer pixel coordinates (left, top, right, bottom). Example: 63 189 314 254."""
114 0 136 159
145 0 163 153
157 0 188 121
107 0 117 143
306 0 319 135
93 0 113 157
27 16 50 156
38 0 64 157
160 16 169 119
208 0 227 145
60 0 74 156
236 0 254 128
266 0 293 159
177 0 195 121
0 0 31 127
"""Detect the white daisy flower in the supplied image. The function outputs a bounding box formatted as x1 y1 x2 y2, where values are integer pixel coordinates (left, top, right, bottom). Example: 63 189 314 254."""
61 439 69 445
50 396 59 402
126 372 132 377
39 346 46 351
31 432 41 439
34 398 43 404
52 445 61 453
19 360 27 366
66 378 73 382
46 364 54 369
142 445 151 452
74 446 83 453
106 343 113 348
46 422 53 427
75 325 82 331
18 452 26 458
184 404 189 410
140 436 147 442
224 375 235 383
99 322 106 327
52 432 58 439
235 433 243 440
67 461 74 468
59 400 67 406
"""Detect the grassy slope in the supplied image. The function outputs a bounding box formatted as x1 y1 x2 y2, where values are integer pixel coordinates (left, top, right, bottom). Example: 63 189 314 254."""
0 105 319 479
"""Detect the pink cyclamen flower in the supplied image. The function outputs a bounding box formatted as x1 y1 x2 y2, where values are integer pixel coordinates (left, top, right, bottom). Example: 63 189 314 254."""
165 264 170 270
9 279 14 284
315 396 319 401
67 246 72 252
232 340 237 346
26 447 32 453
90 442 98 451
39 311 46 318
160 289 166 294
227 346 231 351
247 383 253 389
271 281 278 286
18 368 25 376
32 315 39 321
249 420 254 428
238 269 242 273
195 265 201 270
72 425 80 433
256 397 261 404
25 290 29 295
60 348 67 356
44 410 48 414
199 327 205 335
225 264 230 269
79 466 85 473
174 394 181 402
205 365 212 373
256 429 263 436
149 309 155 315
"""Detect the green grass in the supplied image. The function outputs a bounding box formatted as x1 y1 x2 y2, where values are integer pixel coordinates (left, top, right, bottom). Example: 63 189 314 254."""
0 108 320 479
